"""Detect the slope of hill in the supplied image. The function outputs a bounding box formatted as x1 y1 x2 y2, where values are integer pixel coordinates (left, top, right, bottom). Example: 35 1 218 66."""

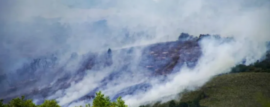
0 33 205 103
140 49 270 107
0 33 267 106
148 72 270 107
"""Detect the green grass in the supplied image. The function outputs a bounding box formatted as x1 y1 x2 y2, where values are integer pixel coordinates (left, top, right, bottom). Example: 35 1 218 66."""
152 72 270 107
184 72 270 107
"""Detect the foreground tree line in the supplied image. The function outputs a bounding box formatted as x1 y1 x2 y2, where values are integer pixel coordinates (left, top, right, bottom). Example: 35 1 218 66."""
0 91 127 107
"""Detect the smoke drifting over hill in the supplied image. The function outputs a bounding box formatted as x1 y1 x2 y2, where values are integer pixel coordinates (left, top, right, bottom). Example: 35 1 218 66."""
0 0 270 107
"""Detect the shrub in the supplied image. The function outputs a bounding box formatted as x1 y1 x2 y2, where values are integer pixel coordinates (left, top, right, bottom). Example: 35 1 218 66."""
39 100 60 107
1 91 128 107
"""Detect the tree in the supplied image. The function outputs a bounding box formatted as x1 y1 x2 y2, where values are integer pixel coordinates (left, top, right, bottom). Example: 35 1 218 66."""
0 99 6 107
93 91 111 107
169 100 176 107
8 96 36 107
92 91 128 107
0 91 128 107
38 100 60 107
115 97 127 107
85 104 91 107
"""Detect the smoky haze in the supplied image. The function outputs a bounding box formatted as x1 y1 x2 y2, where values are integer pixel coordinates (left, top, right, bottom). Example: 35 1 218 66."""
0 0 270 107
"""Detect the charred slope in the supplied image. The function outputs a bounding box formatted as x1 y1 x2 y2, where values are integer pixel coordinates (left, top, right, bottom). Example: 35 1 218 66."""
0 33 228 104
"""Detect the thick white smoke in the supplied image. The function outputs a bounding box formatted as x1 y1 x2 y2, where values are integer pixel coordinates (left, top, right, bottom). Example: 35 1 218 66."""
0 0 270 107
124 36 269 106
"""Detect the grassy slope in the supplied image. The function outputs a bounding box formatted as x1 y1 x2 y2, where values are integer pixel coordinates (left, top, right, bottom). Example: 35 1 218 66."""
156 72 270 107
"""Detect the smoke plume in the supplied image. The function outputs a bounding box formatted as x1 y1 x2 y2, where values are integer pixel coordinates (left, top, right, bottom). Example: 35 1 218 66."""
0 0 270 107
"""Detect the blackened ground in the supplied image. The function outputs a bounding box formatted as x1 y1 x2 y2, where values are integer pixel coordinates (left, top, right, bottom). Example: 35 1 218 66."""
1 33 226 104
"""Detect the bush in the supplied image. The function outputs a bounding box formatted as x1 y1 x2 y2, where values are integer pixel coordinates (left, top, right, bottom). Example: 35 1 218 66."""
39 100 60 107
3 96 36 107
93 91 127 107
231 52 270 73
1 91 128 107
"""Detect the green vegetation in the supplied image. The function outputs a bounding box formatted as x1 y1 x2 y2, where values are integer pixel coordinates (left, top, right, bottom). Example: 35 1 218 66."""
231 52 270 73
92 91 127 107
148 73 270 107
0 96 59 107
0 91 127 107
139 92 206 107
255 92 270 107
39 100 60 107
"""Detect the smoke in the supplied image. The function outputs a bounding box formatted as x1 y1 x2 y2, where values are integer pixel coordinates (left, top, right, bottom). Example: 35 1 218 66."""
0 0 270 107
125 36 269 106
